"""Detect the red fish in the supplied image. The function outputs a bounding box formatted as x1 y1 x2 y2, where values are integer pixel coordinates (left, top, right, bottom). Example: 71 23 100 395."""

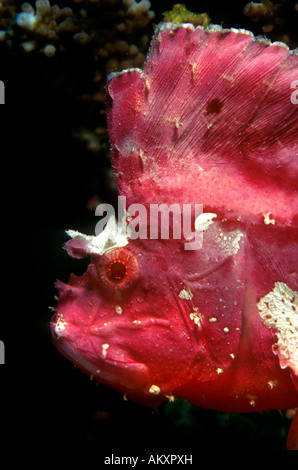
51 23 298 449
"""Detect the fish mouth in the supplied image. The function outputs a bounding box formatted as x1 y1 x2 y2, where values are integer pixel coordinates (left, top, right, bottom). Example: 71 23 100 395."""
50 319 149 391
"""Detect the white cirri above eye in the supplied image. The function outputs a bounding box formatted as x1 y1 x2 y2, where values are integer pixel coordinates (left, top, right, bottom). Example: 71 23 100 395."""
66 214 129 257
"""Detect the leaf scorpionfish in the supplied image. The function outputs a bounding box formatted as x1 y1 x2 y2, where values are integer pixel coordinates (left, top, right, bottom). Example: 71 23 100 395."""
51 23 298 449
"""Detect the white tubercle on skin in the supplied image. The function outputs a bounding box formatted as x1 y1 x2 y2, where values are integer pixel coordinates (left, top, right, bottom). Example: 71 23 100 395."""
54 319 67 338
179 286 193 300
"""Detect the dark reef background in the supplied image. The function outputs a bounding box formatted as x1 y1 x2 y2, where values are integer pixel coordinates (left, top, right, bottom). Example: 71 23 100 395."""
1 0 297 457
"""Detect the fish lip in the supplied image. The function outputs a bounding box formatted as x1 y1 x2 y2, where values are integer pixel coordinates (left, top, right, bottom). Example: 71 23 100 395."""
50 315 170 390
51 315 171 379
51 324 148 389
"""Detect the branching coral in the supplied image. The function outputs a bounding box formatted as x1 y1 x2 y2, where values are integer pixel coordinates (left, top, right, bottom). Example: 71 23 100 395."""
244 0 298 48
15 0 79 55
0 0 156 157
5 0 155 62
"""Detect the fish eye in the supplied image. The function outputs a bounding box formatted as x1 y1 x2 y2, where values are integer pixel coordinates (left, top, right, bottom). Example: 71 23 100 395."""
107 259 127 282
97 248 140 293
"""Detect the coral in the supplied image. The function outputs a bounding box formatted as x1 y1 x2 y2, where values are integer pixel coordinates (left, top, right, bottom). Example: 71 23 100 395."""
121 0 155 33
2 0 155 64
244 0 298 48
14 0 79 55
0 0 156 166
162 3 210 28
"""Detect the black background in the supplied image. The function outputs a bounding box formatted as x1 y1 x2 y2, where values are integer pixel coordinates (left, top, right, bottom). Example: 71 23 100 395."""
1 0 295 458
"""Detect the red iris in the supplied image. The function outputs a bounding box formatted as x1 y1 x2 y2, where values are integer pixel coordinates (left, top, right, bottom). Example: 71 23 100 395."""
97 248 140 294
107 259 127 282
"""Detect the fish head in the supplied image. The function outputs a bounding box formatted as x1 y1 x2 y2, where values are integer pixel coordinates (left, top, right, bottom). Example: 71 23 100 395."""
51 234 201 405
51 212 251 406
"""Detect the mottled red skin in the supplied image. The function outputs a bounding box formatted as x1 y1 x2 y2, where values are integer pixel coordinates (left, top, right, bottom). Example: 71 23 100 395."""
51 24 298 448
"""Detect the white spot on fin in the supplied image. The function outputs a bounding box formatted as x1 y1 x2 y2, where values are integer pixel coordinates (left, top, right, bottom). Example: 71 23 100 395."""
257 282 298 375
